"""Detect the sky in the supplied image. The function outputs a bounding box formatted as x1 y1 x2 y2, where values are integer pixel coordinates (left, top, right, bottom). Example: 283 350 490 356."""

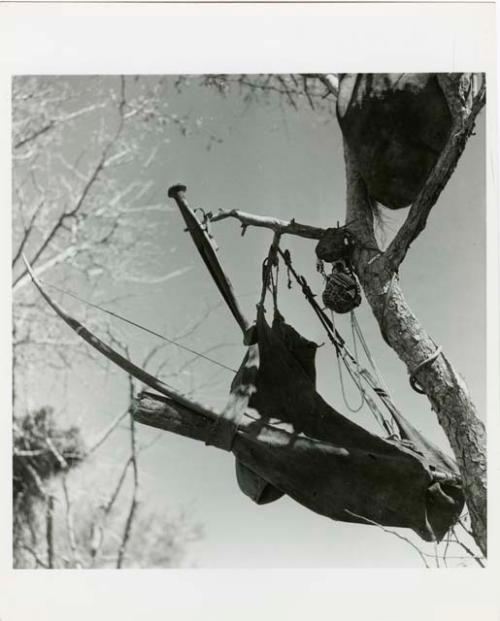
15 75 486 569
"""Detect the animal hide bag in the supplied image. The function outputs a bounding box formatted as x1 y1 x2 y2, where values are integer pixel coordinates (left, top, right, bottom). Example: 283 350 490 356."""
337 73 452 209
168 182 463 541
227 307 464 542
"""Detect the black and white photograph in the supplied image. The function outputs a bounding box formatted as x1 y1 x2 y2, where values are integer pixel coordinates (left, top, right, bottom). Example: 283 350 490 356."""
1 3 498 621
11 72 487 569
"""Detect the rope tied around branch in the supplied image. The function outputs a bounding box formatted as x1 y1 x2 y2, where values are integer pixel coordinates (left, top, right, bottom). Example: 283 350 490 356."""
409 346 443 394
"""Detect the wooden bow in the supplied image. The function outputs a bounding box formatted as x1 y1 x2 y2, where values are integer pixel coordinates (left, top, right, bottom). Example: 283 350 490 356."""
22 254 216 420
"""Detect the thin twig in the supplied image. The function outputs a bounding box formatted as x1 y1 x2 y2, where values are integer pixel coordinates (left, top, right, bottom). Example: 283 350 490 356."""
86 409 130 457
302 75 315 110
116 370 140 569
433 541 440 568
13 75 128 290
173 301 224 342
46 494 55 568
62 474 83 568
443 530 452 568
25 463 46 495
304 73 339 98
12 199 44 269
21 544 49 568
104 457 133 516
276 75 298 110
344 509 430 568
451 528 485 568
14 121 55 150
45 436 68 469
137 432 164 454
89 455 132 566
457 517 475 539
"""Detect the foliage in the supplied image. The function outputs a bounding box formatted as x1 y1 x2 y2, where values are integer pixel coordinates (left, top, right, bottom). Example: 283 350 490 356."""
13 406 202 569
13 407 85 499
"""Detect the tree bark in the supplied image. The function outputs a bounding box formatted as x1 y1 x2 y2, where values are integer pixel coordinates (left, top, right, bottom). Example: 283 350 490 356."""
131 391 220 443
343 136 487 555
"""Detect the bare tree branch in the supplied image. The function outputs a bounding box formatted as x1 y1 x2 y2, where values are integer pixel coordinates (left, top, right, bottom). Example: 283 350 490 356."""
451 528 485 568
305 73 339 99
116 374 140 569
210 208 324 240
384 78 486 271
21 544 50 568
13 76 127 290
104 458 134 517
12 75 206 570
12 199 44 269
46 494 55 568
302 75 316 110
90 455 133 566
276 75 299 110
14 121 55 150
62 475 83 568
86 409 130 457
116 266 193 285
13 244 89 293
13 98 108 151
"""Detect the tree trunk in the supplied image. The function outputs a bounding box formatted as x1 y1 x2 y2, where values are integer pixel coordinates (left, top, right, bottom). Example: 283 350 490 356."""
343 145 487 556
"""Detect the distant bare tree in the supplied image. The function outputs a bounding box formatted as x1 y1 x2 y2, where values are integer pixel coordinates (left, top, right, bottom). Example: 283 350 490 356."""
13 404 202 569
12 75 207 568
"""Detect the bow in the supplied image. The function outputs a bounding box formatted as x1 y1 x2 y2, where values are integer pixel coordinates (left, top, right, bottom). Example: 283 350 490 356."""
22 254 217 421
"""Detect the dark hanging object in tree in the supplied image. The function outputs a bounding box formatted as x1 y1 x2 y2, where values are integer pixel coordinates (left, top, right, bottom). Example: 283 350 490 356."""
207 305 465 542
322 261 361 314
315 225 355 264
336 73 453 209
135 304 465 541
26 183 467 545
158 189 464 542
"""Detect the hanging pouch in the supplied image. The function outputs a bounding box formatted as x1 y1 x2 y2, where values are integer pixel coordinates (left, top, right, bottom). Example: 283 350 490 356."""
337 73 452 209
